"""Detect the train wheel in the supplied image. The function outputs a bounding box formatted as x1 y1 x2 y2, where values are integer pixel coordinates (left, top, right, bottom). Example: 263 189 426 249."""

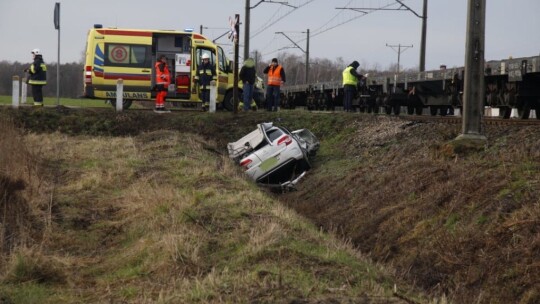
393 105 401 116
384 106 392 115
499 106 511 119
517 107 530 119
415 106 423 115
429 106 438 116
439 106 448 117
407 106 414 115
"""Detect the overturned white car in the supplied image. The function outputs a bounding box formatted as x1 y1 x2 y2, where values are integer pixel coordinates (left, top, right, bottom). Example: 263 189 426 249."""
227 122 319 190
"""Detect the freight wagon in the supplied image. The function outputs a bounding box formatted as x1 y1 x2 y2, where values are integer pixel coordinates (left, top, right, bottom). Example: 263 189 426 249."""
282 55 540 119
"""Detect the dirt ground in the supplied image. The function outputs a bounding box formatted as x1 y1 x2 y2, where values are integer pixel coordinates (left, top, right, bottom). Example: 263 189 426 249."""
3 107 540 303
282 116 540 303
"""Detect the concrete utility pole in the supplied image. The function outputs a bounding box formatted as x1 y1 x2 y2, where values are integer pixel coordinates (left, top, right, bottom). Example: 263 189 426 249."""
338 0 428 71
276 30 310 84
244 0 297 60
386 43 413 74
305 29 309 84
419 0 427 71
457 0 487 141
244 0 251 60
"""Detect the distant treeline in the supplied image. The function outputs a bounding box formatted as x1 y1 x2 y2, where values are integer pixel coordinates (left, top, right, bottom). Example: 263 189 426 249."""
0 61 83 98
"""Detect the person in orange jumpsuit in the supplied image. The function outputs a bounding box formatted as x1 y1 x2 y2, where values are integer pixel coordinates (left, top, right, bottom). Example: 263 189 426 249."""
154 55 171 112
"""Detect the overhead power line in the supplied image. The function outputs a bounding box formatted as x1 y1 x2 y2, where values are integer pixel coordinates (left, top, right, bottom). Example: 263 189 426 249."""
265 0 406 57
313 0 404 38
250 0 316 39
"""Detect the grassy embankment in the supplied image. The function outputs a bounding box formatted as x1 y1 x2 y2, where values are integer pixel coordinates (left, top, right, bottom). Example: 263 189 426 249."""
2 106 537 303
0 108 422 303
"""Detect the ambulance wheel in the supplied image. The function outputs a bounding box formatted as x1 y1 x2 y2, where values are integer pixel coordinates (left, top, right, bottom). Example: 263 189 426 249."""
108 99 133 110
223 91 239 111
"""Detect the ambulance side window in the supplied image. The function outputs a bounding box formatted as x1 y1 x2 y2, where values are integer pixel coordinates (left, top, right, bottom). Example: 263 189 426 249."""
104 44 151 68
196 48 216 67
217 47 227 72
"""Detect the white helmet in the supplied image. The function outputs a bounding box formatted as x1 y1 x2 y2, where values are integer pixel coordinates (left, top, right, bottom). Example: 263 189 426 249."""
31 48 41 55
201 53 210 60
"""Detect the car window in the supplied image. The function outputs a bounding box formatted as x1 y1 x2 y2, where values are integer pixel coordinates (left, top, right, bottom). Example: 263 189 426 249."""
267 129 284 143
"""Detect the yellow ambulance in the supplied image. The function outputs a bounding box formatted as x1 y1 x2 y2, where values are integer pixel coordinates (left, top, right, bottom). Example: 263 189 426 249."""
82 24 262 110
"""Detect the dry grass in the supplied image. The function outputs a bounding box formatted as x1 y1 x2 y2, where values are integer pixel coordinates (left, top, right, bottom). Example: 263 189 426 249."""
0 118 53 255
285 115 540 304
0 114 417 303
4 107 536 303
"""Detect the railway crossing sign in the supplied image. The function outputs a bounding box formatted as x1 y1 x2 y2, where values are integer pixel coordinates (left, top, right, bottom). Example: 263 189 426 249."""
228 15 239 42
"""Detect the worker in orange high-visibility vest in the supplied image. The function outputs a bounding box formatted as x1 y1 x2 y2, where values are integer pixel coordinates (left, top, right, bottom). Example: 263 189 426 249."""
154 55 171 113
263 58 286 112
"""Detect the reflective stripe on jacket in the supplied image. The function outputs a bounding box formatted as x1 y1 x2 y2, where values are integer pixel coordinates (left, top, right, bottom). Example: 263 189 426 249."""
267 65 283 86
195 62 216 87
28 58 47 85
342 66 358 86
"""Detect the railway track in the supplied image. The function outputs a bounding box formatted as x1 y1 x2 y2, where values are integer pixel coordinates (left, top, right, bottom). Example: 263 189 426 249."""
399 114 540 126
4 103 540 126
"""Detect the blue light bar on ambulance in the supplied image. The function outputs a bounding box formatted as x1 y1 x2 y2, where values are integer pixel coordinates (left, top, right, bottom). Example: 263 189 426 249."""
184 28 194 32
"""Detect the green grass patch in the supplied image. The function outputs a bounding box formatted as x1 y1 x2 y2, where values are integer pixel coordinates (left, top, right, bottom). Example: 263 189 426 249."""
444 213 460 231
0 95 109 107
0 283 56 304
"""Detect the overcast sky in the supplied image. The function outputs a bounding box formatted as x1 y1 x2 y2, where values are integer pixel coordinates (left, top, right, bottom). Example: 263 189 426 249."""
1 0 539 71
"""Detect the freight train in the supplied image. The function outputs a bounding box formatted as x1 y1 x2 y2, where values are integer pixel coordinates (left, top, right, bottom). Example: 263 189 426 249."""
281 55 540 119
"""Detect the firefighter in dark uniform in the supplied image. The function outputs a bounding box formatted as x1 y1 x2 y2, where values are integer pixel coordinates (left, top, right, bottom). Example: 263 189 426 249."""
25 49 47 107
195 53 217 110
